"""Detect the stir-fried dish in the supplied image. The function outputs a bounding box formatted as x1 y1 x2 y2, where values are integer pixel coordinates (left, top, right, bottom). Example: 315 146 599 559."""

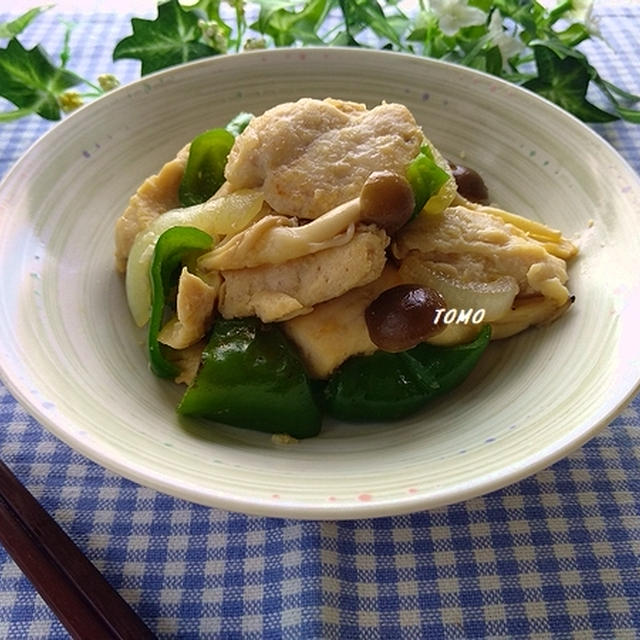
114 98 577 439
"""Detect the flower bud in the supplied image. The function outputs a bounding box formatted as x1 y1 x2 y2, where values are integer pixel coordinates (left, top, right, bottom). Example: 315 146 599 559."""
58 90 83 113
244 37 267 51
97 73 120 92
198 19 228 52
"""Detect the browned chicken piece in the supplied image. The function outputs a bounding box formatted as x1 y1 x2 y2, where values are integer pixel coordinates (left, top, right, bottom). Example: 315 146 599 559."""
114 96 578 386
157 267 221 350
283 204 577 377
393 205 572 304
218 225 389 323
224 98 423 219
283 265 402 378
169 340 208 386
114 144 189 272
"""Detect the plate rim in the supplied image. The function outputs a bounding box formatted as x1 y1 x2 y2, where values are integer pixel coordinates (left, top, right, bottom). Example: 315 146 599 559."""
1 46 639 519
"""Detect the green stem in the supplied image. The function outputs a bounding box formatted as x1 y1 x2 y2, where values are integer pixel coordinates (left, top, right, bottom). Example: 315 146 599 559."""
235 3 245 52
548 0 573 26
81 78 104 94
0 106 36 122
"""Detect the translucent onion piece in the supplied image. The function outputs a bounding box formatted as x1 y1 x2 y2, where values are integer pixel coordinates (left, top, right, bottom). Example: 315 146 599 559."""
398 255 519 322
125 189 263 327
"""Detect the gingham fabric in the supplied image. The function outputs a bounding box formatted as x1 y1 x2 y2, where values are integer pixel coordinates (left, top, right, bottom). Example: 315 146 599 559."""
1 4 639 639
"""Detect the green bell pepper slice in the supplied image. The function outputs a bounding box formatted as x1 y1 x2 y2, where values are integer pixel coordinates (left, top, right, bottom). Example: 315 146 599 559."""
177 318 322 439
178 113 254 208
148 226 213 378
178 128 235 207
406 145 451 217
322 325 492 421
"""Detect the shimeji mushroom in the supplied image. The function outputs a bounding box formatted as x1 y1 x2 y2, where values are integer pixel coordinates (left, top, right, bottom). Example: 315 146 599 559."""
198 170 415 271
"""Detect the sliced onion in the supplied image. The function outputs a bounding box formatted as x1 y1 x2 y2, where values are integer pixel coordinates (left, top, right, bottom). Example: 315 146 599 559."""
125 189 263 327
398 256 519 322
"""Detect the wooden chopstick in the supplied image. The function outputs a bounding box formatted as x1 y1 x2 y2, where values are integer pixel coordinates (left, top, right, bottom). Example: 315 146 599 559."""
0 460 156 640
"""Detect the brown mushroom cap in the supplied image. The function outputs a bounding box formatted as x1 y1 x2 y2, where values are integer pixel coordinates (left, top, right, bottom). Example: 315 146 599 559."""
359 170 415 235
365 284 447 353
449 162 490 205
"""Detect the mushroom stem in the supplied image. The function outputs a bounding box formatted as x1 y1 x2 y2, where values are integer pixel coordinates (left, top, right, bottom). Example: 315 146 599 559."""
198 172 414 271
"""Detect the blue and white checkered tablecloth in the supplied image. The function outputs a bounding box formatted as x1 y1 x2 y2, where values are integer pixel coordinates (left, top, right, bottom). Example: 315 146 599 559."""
1 4 639 639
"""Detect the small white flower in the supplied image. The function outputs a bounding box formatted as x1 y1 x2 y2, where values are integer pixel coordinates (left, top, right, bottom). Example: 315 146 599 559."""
538 0 602 38
566 0 602 38
488 9 524 69
429 0 486 37
566 0 594 19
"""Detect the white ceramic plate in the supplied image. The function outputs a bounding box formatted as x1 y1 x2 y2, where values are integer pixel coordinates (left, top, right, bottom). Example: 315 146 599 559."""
1 48 639 519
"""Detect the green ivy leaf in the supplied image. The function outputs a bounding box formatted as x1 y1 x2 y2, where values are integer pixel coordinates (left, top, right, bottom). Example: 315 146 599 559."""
0 38 82 121
113 0 219 75
469 0 493 11
591 75 640 124
0 106 38 122
0 6 52 39
188 0 232 43
555 22 590 48
599 79 640 104
252 0 330 46
405 9 455 58
337 0 407 48
465 50 501 75
523 45 617 123
493 0 546 39
189 0 228 22
612 106 640 124
328 30 360 47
